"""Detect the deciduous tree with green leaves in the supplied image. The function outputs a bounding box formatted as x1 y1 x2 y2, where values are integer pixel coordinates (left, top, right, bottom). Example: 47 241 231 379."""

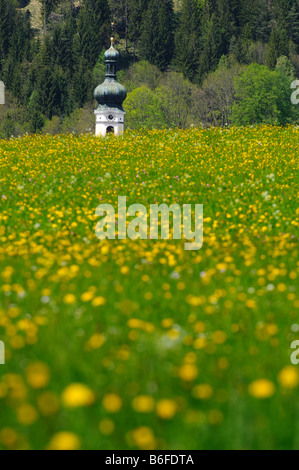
124 86 168 129
232 61 296 126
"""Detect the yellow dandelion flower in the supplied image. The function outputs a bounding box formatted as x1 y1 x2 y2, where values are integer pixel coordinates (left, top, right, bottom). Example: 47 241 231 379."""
184 352 197 364
85 333 106 350
178 364 198 381
144 292 153 300
192 384 213 400
3 374 27 401
128 318 144 329
161 318 174 328
17 404 38 426
132 395 155 413
0 428 18 447
212 331 227 345
48 432 80 450
246 299 257 309
193 337 207 350
278 366 299 389
92 296 106 307
132 426 156 450
248 379 275 399
25 362 50 389
10 335 25 349
61 383 95 408
267 324 278 336
194 321 205 333
186 295 202 307
81 291 95 302
63 294 76 305
102 393 122 413
156 399 177 420
167 328 180 340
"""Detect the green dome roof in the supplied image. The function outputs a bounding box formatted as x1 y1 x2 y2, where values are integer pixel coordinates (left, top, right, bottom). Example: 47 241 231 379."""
94 38 127 111
94 80 127 110
104 45 120 61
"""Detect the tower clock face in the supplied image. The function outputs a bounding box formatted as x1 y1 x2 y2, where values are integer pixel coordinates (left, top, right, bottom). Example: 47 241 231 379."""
107 113 115 121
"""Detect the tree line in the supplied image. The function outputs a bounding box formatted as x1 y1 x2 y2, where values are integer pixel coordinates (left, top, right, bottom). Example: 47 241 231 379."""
0 0 299 137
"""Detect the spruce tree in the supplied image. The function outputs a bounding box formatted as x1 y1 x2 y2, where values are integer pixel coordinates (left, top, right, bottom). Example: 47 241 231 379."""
139 0 175 71
253 0 271 42
198 13 222 82
173 0 202 81
9 10 32 64
0 0 15 70
267 26 290 69
216 0 236 55
75 0 111 68
128 0 150 52
288 3 299 52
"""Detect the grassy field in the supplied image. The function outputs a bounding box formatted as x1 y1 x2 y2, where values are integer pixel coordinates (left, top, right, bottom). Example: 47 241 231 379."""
0 126 298 450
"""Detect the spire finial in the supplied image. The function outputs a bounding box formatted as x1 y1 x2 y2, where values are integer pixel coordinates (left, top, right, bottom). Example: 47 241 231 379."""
110 21 115 47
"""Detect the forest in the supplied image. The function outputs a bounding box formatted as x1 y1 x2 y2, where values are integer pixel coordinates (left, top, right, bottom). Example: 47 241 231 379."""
1 0 299 137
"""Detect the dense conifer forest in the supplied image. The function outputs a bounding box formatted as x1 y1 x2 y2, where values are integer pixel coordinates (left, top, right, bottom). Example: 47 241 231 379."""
1 0 299 136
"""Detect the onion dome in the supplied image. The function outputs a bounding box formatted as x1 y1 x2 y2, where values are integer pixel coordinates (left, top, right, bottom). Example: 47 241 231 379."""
94 38 127 112
104 38 120 61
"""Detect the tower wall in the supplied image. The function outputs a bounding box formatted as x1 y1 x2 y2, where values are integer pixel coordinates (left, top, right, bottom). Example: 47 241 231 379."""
95 110 125 137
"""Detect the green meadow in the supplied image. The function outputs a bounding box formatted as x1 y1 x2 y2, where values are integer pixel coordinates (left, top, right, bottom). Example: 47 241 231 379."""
0 126 298 450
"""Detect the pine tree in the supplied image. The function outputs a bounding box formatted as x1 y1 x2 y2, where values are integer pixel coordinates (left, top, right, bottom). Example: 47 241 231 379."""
253 0 271 42
198 13 222 81
51 15 76 73
139 0 175 71
127 0 150 58
267 26 290 69
0 0 15 70
72 58 93 107
128 0 150 44
217 0 236 55
75 0 111 68
288 2 299 52
173 0 202 81
9 10 32 64
229 0 243 28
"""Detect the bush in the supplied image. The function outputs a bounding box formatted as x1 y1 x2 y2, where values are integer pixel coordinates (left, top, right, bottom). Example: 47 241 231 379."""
124 86 168 129
61 104 95 134
42 116 63 135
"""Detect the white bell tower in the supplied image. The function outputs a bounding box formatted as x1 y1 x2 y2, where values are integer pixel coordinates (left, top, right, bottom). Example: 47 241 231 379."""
95 109 125 137
94 38 127 137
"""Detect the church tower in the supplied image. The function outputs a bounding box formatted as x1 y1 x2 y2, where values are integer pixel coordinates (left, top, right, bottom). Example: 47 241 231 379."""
94 38 127 137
